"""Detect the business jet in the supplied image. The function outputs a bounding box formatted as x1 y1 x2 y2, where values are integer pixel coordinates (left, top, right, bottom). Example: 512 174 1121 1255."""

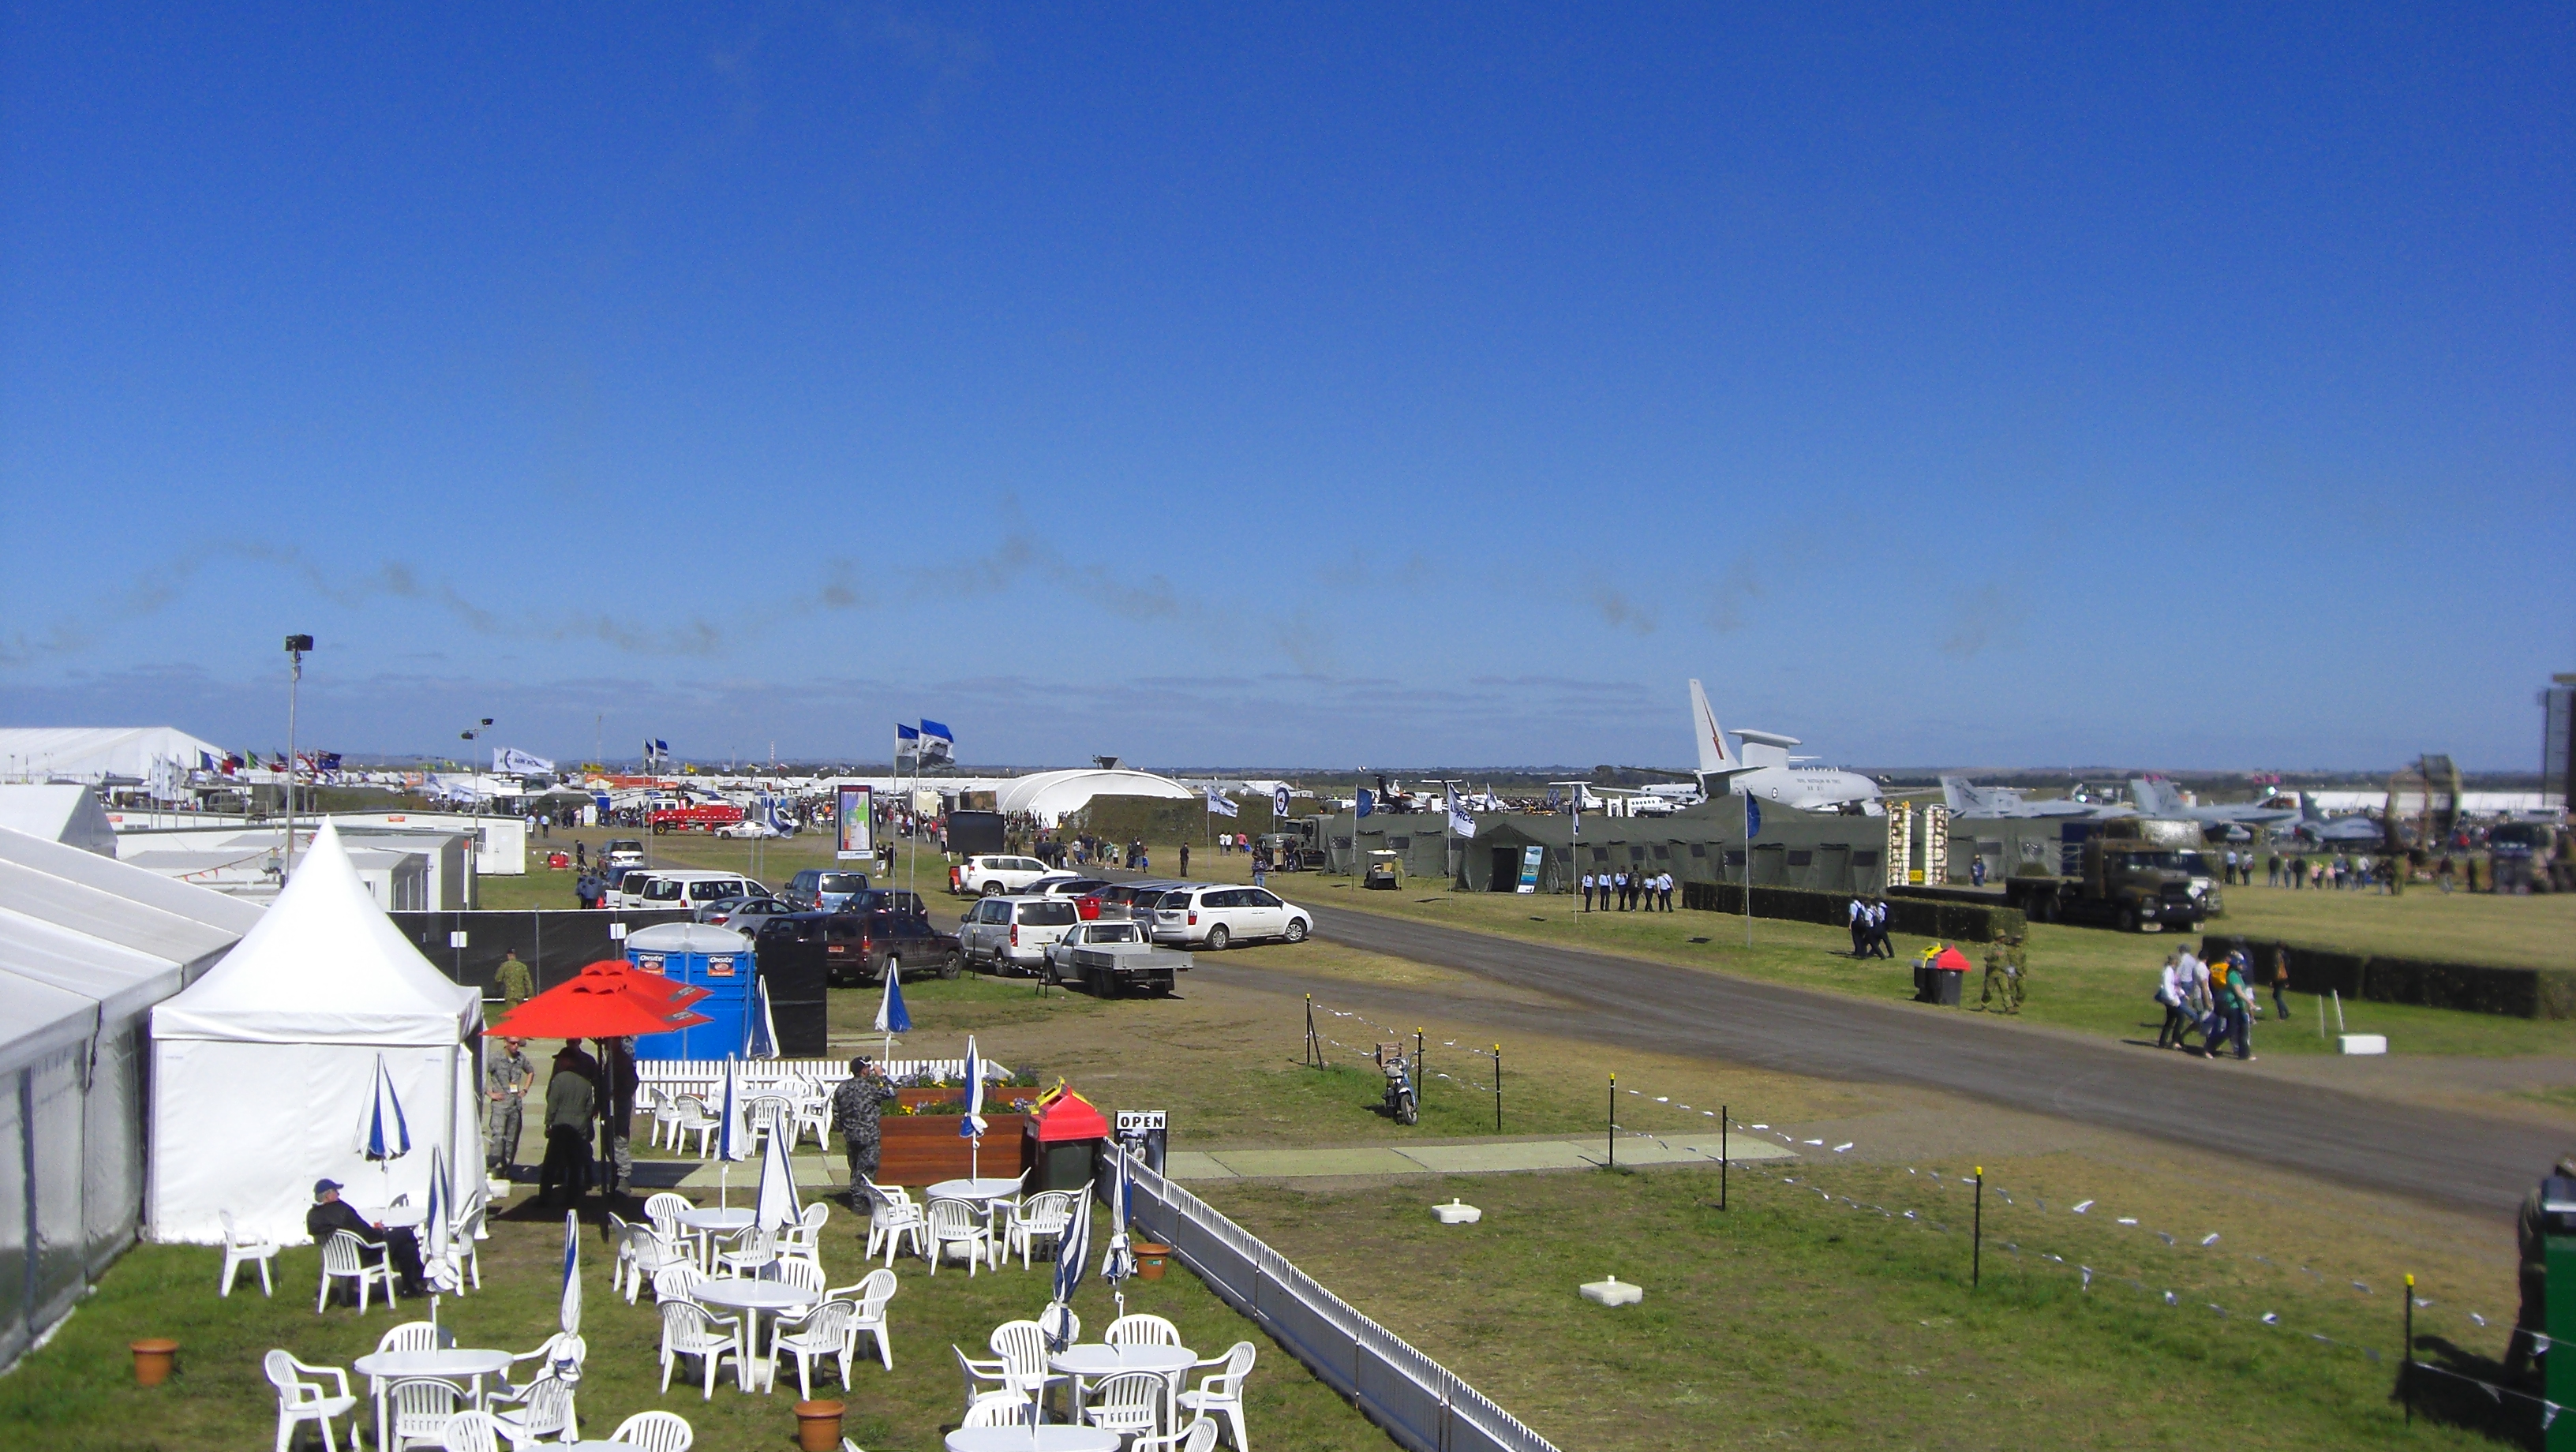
1688 679 1887 814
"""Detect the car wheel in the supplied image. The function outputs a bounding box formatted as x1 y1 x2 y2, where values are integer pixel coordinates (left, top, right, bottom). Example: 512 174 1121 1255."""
981 881 1004 896
1090 966 1113 998
940 951 963 980
1282 917 1309 944
2118 906 2140 933
1206 924 1230 951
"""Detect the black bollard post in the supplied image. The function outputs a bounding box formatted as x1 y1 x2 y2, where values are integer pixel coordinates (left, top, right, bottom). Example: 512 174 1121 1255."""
1416 1028 1425 1101
1972 1166 1984 1289
1721 1105 1728 1211
2403 1273 2415 1425
1493 1045 1503 1133
1608 1074 1616 1169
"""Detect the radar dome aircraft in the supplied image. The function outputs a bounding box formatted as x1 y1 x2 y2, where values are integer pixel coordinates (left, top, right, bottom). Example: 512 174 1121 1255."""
1688 679 1886 814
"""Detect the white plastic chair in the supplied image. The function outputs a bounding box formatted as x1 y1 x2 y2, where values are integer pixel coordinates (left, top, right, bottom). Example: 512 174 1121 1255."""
953 1344 1019 1416
264 1349 361 1452
643 1192 695 1244
436 1409 500 1452
488 1372 577 1450
221 1210 279 1297
765 1256 826 1300
627 1228 687 1304
769 1298 856 1401
988 1320 1070 1405
1005 1192 1074 1270
657 1300 743 1400
501 1330 584 1395
780 1200 831 1259
451 1191 486 1292
862 1184 926 1266
608 1409 695 1452
375 1320 453 1357
317 1229 399 1314
843 1267 898 1371
672 1096 721 1158
1176 1341 1256 1452
606 1212 636 1296
1133 1418 1222 1452
652 1263 706 1306
1084 1370 1170 1441
747 1095 794 1147
646 1087 683 1149
715 1225 776 1277
791 1088 831 1148
1104 1313 1182 1348
925 1199 990 1276
385 1376 461 1452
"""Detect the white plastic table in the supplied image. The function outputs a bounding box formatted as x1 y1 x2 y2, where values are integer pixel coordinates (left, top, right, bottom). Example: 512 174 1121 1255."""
676 1206 757 1267
691 1276 815 1391
927 1177 1026 1256
352 1347 512 1448
945 1428 1120 1452
358 1204 427 1229
1049 1343 1197 1418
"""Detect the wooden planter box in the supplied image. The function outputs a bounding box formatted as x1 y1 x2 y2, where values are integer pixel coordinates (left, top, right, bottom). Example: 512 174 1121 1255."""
876 1113 1031 1184
894 1085 1038 1111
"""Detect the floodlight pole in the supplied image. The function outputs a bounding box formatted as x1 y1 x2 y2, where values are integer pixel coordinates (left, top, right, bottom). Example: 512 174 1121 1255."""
283 634 312 875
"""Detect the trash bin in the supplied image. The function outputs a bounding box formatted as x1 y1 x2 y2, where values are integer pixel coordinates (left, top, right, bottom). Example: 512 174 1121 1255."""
1933 968 1964 1006
1022 1091 1110 1193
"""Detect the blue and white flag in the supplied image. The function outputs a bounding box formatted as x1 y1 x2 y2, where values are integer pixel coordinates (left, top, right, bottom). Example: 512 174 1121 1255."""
492 747 555 775
960 1035 987 1140
918 720 954 765
1446 785 1477 840
895 723 920 764
1355 788 1375 819
874 961 912 1035
1205 786 1238 818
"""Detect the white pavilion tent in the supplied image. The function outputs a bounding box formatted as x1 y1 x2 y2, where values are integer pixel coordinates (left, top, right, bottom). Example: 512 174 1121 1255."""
149 821 484 1246
0 825 258 1368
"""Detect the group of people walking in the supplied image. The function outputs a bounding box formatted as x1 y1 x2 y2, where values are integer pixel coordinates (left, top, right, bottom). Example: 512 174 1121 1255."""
1582 870 1672 911
1845 896 1896 957
2153 942 2288 1061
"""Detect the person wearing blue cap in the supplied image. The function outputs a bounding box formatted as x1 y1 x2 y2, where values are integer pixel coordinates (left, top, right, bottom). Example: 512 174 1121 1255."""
306 1179 426 1299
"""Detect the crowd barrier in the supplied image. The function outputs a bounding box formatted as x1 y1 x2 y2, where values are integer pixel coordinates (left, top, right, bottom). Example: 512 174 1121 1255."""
636 1057 981 1098
1115 1148 1561 1452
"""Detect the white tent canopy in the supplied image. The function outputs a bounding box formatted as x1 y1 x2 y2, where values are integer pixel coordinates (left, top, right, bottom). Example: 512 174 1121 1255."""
151 821 483 1245
0 785 118 855
0 824 255 1368
0 727 225 785
992 768 1194 826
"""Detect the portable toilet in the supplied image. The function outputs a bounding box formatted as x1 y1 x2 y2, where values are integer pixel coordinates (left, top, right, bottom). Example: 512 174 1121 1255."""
1024 1091 1110 1193
626 922 755 1060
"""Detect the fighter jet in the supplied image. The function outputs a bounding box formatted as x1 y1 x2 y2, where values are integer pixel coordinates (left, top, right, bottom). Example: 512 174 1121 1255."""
2128 778 2297 829
2282 795 2386 845
1689 679 1885 813
1939 777 2134 820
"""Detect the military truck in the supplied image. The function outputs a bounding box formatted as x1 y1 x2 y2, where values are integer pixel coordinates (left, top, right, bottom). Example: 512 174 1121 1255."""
1257 819 1327 871
1987 818 2213 932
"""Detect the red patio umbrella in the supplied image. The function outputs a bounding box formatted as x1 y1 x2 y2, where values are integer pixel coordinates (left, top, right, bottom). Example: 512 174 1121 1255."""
490 961 715 1040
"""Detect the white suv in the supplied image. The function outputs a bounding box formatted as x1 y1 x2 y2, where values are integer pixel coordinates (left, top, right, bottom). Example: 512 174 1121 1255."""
957 895 1081 974
1150 885 1312 950
949 855 1054 896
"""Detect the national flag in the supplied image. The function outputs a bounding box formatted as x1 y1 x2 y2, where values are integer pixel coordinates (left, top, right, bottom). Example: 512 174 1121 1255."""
918 720 954 765
1446 784 1477 840
1205 786 1238 818
1355 788 1375 818
895 724 920 765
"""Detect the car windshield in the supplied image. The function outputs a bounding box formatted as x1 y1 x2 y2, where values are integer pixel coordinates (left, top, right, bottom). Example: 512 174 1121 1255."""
1018 902 1077 926
819 873 867 893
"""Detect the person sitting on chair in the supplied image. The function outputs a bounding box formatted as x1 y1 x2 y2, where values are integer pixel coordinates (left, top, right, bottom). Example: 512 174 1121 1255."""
307 1178 428 1298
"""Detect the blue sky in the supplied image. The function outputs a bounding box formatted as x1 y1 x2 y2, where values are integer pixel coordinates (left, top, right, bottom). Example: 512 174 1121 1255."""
4 6 2567 770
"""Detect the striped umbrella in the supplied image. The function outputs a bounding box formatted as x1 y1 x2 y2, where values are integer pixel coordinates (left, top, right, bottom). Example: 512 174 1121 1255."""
354 1052 412 1203
1045 1181 1093 1352
960 1037 987 1180
747 977 779 1060
559 1209 582 1337
1102 1143 1136 1316
420 1145 458 1327
754 1098 802 1234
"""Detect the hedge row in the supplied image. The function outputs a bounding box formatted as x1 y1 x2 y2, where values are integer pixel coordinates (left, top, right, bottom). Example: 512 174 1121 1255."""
1682 881 2027 944
2198 934 2576 1020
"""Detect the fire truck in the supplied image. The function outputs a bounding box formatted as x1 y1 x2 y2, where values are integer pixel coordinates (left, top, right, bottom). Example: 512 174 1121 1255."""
649 803 747 834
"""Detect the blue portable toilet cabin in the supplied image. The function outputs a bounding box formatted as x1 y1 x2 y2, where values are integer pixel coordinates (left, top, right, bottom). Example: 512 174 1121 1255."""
625 922 756 1060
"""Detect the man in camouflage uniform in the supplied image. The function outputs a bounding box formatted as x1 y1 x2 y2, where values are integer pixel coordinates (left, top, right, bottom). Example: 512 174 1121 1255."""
1979 938 2012 1012
484 1037 534 1177
833 1057 899 1204
2003 933 2028 1012
493 950 535 1012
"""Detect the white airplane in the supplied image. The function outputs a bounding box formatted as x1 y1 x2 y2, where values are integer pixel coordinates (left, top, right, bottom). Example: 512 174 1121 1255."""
1940 776 2135 820
2129 778 2297 829
1688 679 1886 814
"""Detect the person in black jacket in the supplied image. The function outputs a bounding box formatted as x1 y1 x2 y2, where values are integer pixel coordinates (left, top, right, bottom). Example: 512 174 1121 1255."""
306 1178 426 1298
593 1035 639 1196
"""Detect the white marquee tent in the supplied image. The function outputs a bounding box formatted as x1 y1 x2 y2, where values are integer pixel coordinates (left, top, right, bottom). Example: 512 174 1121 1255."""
150 821 484 1247
0 727 225 785
992 767 1194 826
0 785 118 855
0 825 259 1368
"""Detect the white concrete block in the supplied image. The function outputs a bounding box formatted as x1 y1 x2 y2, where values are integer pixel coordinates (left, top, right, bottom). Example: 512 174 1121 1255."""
1579 1275 1642 1307
1431 1199 1482 1225
2339 1034 2387 1055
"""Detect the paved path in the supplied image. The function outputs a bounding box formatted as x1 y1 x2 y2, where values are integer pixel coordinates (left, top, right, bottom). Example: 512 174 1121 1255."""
1204 903 2571 1214
1167 1133 1795 1182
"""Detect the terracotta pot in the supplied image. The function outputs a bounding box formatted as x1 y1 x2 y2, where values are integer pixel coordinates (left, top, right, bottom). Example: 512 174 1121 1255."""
1133 1241 1171 1281
129 1338 178 1387
794 1398 845 1452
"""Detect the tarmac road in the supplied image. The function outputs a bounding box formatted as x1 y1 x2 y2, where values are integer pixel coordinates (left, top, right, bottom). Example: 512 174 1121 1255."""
1227 901 2568 1214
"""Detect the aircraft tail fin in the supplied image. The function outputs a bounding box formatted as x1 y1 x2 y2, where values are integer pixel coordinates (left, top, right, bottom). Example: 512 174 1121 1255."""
1940 776 1979 814
2129 779 2172 816
1689 679 1736 775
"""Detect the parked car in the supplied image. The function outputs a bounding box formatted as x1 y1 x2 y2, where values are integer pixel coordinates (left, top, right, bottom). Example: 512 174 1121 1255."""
1091 881 1181 919
1043 919 1193 996
714 819 782 839
784 868 874 913
1150 885 1313 950
614 869 773 913
949 855 1055 896
1027 876 1113 899
956 895 1081 975
760 910 961 987
695 895 799 934
602 839 647 869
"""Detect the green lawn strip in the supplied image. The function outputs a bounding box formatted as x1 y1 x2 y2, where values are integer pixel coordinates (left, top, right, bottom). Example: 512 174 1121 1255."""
1262 871 2576 1059
1207 1165 2508 1450
0 1197 1392 1452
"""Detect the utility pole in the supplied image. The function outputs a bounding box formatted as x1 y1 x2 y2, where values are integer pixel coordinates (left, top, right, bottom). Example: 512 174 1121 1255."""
283 634 313 875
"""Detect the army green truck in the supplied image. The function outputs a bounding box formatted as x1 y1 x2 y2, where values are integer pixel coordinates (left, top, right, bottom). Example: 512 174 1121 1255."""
1990 818 2213 932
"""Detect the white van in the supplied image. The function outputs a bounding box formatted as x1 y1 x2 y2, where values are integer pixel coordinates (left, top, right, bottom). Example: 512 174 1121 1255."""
612 870 772 912
1150 885 1312 950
